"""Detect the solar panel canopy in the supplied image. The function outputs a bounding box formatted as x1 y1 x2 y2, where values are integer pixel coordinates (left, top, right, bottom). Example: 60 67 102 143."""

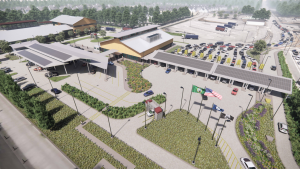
18 50 52 66
29 44 72 61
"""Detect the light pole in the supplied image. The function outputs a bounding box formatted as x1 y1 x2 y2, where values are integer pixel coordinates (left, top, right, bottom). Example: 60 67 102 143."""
48 77 56 98
76 72 83 91
285 41 293 55
212 111 223 140
244 31 249 43
271 95 290 120
27 67 37 86
106 107 113 138
71 90 79 115
242 23 246 31
260 79 272 102
244 94 253 119
262 56 271 71
192 136 201 164
163 92 167 118
180 86 184 111
252 37 255 44
229 29 232 36
144 101 148 129
215 119 227 146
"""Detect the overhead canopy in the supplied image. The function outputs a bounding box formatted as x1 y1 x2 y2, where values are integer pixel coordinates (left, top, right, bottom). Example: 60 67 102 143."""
14 49 66 68
111 25 160 38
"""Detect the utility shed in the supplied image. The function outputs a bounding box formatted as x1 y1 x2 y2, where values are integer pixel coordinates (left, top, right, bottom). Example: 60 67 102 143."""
246 19 265 26
145 99 163 120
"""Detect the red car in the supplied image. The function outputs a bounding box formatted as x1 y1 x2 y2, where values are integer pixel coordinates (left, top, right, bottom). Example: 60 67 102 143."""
220 45 226 48
231 88 238 95
252 67 257 71
34 67 43 71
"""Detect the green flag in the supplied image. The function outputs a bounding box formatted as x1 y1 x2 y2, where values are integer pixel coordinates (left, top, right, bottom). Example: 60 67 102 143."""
192 85 205 94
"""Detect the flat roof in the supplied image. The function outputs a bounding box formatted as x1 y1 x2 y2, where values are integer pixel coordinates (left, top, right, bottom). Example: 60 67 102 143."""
111 25 160 38
152 51 215 74
50 15 84 25
150 51 293 94
14 49 65 68
247 19 265 22
213 64 292 94
10 40 39 50
0 25 72 42
121 30 173 53
0 20 36 26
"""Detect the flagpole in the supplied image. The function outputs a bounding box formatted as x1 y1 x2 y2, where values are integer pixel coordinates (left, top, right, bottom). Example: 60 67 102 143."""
205 103 214 131
215 120 227 146
187 85 193 115
212 111 222 140
196 98 203 122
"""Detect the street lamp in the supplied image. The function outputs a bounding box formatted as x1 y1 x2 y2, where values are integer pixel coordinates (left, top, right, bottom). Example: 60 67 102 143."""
244 31 249 43
180 86 184 111
71 90 79 115
76 72 83 91
260 79 272 102
244 94 253 119
262 56 271 71
106 107 113 138
212 110 223 140
205 103 214 131
271 95 290 120
144 101 148 129
242 23 246 31
215 118 227 146
252 37 255 44
163 92 167 118
27 67 37 86
47 76 56 98
192 136 201 164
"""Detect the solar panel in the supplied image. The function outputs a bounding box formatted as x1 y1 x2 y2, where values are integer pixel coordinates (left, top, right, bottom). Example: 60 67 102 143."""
18 50 52 66
29 44 72 61
154 52 214 72
214 65 291 91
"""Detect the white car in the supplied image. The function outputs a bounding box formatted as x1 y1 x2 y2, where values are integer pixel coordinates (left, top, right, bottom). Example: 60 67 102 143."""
251 58 256 62
278 122 288 134
296 57 300 60
178 51 183 55
147 109 155 117
240 158 256 169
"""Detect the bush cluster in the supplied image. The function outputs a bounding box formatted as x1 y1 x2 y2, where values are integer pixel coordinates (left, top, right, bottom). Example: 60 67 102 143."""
0 71 54 129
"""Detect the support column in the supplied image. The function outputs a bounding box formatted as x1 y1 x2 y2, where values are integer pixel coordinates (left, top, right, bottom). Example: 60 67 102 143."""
158 62 160 67
54 66 56 70
73 60 77 68
261 88 265 94
63 64 68 75
87 63 90 74
194 71 198 77
218 77 221 82
175 66 178 72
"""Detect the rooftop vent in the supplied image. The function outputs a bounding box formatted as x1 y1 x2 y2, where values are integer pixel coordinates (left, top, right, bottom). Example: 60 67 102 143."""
145 33 161 43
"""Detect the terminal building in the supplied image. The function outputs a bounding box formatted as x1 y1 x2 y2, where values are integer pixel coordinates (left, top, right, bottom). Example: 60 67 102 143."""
100 25 173 61
50 15 97 31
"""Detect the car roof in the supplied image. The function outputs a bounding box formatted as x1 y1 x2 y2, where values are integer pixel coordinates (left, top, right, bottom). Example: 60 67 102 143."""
281 123 288 129
245 161 255 168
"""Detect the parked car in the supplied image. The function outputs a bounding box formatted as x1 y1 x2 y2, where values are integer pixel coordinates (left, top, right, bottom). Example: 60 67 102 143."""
45 72 59 77
188 70 195 74
240 158 256 169
144 90 154 97
26 62 35 66
14 76 27 82
108 62 114 65
252 67 257 71
22 83 36 91
210 76 216 80
34 67 43 71
0 66 9 70
165 68 171 74
91 69 96 74
3 68 11 73
230 63 234 67
252 62 257 67
231 88 238 95
278 122 288 134
147 109 155 117
248 85 255 91
274 44 279 47
46 67 55 70
271 66 276 70
51 88 61 94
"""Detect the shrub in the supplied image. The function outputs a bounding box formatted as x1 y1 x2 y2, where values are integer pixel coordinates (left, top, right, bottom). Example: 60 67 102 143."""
245 141 256 157
255 120 260 130
239 121 245 136
259 108 267 117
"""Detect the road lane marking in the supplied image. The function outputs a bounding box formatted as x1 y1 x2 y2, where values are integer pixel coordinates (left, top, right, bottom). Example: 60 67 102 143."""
80 80 118 97
74 82 113 101
109 91 131 106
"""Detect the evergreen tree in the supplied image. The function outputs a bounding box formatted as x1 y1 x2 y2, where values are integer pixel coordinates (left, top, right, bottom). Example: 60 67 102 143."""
129 13 138 28
115 12 122 25
122 7 131 26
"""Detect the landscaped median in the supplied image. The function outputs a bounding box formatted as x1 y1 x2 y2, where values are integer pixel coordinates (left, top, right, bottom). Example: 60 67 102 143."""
90 36 113 42
50 75 70 82
137 110 229 169
166 45 181 53
278 51 300 166
235 102 284 169
83 122 162 169
120 60 152 93
61 83 166 119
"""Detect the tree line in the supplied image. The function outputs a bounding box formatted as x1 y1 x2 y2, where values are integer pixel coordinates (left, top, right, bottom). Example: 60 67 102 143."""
276 1 300 16
0 71 54 129
241 5 271 20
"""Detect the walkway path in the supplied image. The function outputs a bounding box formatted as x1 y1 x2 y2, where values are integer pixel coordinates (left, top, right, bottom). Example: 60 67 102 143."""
76 119 135 169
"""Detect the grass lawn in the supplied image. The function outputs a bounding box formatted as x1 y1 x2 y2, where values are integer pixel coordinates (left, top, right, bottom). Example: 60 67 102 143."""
5 54 19 60
174 41 189 44
120 60 151 93
166 45 182 53
236 102 284 169
137 110 229 169
63 36 90 44
101 25 122 29
166 32 184 36
21 60 28 63
83 122 162 169
5 87 126 169
9 72 18 76
91 36 113 43
50 75 70 82
246 49 260 63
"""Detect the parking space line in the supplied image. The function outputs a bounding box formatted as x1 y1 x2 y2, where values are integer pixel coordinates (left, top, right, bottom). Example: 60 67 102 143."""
142 117 154 123
138 113 145 118
109 91 131 106
112 76 113 84
90 112 101 121
74 82 113 101
80 80 118 97
118 71 119 87
122 100 139 103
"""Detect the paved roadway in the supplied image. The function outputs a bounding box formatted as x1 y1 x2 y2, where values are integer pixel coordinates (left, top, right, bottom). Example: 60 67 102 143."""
0 93 76 169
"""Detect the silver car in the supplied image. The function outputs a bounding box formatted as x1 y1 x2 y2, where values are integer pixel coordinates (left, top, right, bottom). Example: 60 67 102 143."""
14 76 27 82
278 122 288 134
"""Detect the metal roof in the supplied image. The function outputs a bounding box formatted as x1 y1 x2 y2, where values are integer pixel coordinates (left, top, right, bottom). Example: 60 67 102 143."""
121 30 173 53
149 51 293 94
153 51 215 74
0 20 37 26
50 15 84 25
0 25 72 42
10 40 39 50
111 25 160 38
14 49 65 68
212 65 292 94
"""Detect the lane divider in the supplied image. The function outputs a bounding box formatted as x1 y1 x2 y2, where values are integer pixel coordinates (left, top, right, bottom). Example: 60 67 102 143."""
90 112 101 121
142 117 154 123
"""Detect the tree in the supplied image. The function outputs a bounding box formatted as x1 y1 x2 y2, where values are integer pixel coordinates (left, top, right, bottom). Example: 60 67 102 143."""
55 35 64 43
0 40 12 53
122 7 131 26
84 28 89 35
224 14 229 19
27 5 40 21
99 30 106 38
252 8 271 20
155 6 160 14
115 12 122 25
90 26 95 32
254 40 266 52
152 11 159 24
48 34 56 41
59 32 65 39
218 11 223 18
139 12 147 26
96 24 101 31
41 7 50 21
241 5 255 14
76 29 82 36
143 6 148 15
149 7 154 16
35 36 46 43
68 31 74 38
0 10 7 23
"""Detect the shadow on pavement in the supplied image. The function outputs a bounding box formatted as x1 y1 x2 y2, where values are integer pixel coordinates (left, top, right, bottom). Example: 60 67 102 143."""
52 114 77 131
113 119 130 137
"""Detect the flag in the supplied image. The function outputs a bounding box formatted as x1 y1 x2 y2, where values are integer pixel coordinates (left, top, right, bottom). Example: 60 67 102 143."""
212 104 224 112
204 88 222 100
192 85 205 94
